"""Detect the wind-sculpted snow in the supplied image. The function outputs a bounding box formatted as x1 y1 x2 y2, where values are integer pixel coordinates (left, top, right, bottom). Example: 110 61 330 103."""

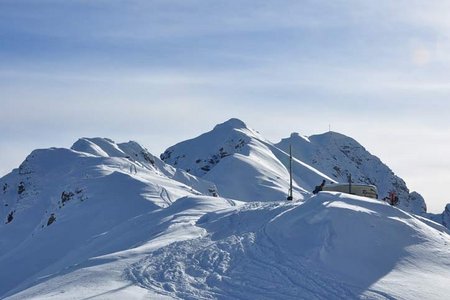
127 202 359 299
126 193 450 300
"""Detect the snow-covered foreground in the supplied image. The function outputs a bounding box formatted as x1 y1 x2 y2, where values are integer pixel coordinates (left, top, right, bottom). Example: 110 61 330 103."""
1 195 235 299
3 193 450 299
126 193 450 300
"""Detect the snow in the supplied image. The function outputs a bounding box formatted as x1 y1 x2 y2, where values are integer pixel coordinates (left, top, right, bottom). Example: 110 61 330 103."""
125 193 450 300
1 121 450 299
161 118 334 202
3 195 235 300
276 131 428 215
0 139 222 298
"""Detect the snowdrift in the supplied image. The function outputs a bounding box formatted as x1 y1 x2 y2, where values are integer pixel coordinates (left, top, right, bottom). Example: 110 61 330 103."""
127 193 450 299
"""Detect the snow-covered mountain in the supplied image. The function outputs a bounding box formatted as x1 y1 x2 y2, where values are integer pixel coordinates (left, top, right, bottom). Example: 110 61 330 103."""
0 138 220 297
1 123 450 299
161 119 427 214
276 132 427 215
161 118 334 202
161 118 450 230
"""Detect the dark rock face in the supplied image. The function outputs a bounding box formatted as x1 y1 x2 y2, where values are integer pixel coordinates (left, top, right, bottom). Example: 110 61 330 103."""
443 204 450 229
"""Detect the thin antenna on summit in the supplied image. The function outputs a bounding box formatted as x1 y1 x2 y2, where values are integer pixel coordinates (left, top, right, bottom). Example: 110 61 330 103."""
287 144 293 201
329 124 331 132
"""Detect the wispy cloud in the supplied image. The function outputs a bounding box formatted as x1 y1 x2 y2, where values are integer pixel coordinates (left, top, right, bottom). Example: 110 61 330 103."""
1 0 450 212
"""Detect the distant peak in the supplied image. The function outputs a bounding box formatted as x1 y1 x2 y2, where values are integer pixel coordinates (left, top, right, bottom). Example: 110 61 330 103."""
119 140 143 148
214 118 247 130
312 131 353 141
322 131 347 137
287 132 310 143
309 131 363 149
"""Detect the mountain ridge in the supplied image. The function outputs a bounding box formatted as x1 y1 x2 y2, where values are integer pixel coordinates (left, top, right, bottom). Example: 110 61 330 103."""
161 118 335 201
1 120 450 299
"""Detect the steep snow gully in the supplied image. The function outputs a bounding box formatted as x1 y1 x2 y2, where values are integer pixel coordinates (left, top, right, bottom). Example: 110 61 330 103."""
1 119 450 299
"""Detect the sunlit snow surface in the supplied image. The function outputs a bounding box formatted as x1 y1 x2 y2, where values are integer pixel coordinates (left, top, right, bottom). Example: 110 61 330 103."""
1 134 450 299
4 193 450 300
126 193 450 300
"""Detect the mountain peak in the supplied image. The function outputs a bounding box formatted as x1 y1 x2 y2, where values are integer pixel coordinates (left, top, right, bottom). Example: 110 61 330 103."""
315 130 352 140
288 132 310 143
161 118 255 178
213 118 247 130
309 131 362 148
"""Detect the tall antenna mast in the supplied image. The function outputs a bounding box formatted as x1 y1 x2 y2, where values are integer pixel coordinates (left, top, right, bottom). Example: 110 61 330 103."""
287 144 293 201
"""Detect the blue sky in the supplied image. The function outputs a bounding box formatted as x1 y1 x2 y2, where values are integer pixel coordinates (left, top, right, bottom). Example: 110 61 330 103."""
1 0 450 212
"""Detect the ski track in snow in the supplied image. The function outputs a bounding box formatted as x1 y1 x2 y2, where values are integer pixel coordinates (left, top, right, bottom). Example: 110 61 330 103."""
125 202 391 300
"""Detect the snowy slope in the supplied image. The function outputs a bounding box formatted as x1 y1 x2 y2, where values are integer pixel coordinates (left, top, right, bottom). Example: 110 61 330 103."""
0 138 220 297
0 129 450 299
1 136 450 299
1 194 235 299
7 193 448 300
126 193 450 300
71 137 218 196
161 119 334 202
276 132 427 215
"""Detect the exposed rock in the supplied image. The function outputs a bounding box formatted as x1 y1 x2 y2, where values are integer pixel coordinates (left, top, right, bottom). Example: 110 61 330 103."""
6 211 14 224
47 213 56 226
18 182 25 195
61 191 75 205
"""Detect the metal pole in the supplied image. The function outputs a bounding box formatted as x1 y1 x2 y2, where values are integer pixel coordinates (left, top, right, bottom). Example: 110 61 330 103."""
287 144 293 200
348 174 352 194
